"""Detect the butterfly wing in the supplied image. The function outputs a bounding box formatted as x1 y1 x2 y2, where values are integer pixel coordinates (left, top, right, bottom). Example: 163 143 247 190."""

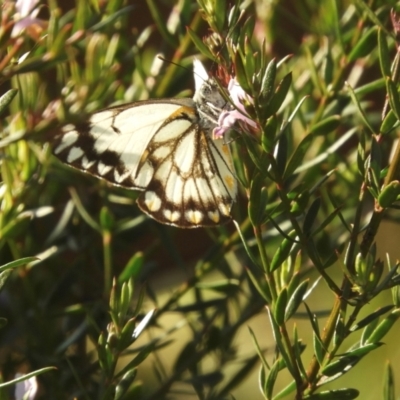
53 99 236 228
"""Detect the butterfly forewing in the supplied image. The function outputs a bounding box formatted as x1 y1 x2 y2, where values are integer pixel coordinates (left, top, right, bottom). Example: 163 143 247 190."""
53 94 237 228
54 101 190 189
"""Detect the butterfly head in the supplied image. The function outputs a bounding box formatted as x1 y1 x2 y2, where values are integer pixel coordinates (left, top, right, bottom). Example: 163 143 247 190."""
192 59 231 131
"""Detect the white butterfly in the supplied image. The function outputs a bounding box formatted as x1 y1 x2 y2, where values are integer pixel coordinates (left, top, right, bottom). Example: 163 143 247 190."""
53 60 237 228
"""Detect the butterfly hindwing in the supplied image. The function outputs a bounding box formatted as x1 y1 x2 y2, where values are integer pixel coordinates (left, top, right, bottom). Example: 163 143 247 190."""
136 110 236 227
53 97 236 228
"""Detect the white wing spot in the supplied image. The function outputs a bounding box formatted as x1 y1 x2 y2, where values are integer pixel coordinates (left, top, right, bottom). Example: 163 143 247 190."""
81 156 95 169
218 202 230 216
114 169 131 183
185 210 203 224
98 162 112 176
208 210 220 223
62 124 76 132
67 147 84 162
144 191 162 212
54 130 79 154
164 209 180 222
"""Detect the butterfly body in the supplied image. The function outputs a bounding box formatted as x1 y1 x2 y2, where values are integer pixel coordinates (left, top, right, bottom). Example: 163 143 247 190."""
53 61 236 228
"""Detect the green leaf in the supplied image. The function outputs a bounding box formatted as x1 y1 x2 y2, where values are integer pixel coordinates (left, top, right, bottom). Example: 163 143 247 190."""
333 313 346 348
69 187 101 232
311 206 340 238
286 272 301 300
99 206 115 231
0 257 39 272
346 82 375 134
265 359 280 399
241 132 264 172
361 317 380 345
313 330 324 366
91 6 134 31
348 26 377 62
365 308 400 344
272 380 296 400
97 332 111 373
0 367 56 388
352 0 388 33
0 89 17 115
233 221 263 270
276 132 288 178
293 325 307 378
187 28 215 60
304 303 324 365
283 133 314 181
270 230 297 272
244 37 256 82
303 198 321 237
118 252 144 283
248 173 268 225
119 318 137 350
248 327 270 372
386 77 400 122
274 288 288 325
267 308 296 377
378 28 391 78
117 343 154 378
265 72 292 116
213 0 227 31
262 115 278 153
119 279 134 318
350 304 394 332
260 58 277 104
246 267 271 302
294 128 356 174
114 369 137 400
285 279 309 321
303 388 359 399
321 355 358 377
380 110 398 134
344 342 382 359
309 115 341 136
234 50 251 93
383 362 395 400
304 302 321 338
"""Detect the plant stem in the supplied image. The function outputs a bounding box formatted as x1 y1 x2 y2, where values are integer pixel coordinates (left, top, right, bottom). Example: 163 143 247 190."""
360 134 400 257
305 294 342 389
254 224 277 301
103 230 112 297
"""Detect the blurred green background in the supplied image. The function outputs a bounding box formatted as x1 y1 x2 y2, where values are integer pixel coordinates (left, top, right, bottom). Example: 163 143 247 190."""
1 0 400 399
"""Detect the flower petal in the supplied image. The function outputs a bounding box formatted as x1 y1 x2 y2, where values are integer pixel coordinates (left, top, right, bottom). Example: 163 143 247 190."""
16 0 40 18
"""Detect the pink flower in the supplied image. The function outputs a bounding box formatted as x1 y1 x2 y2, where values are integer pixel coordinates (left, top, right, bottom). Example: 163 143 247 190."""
14 373 38 400
213 78 258 138
12 0 46 38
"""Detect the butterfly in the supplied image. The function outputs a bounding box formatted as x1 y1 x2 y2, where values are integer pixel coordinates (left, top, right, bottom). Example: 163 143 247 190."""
52 60 237 228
